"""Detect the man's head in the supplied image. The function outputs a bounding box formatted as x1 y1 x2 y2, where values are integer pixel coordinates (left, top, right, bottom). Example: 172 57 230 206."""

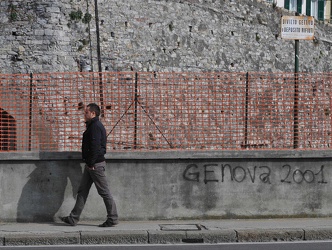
84 103 100 122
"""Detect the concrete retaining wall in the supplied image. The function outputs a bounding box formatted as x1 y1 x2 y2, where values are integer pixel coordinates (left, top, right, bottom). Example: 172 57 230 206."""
1 150 332 222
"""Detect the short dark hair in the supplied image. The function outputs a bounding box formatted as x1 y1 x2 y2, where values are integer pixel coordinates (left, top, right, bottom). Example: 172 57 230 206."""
87 103 100 117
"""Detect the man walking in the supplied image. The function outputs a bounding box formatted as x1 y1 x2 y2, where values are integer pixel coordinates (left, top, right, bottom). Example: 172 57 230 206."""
61 103 118 227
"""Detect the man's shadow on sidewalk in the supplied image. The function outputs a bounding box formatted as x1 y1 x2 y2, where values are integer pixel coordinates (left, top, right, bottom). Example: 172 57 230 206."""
16 161 82 222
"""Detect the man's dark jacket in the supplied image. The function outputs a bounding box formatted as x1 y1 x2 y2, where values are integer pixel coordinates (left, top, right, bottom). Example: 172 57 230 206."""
82 116 106 167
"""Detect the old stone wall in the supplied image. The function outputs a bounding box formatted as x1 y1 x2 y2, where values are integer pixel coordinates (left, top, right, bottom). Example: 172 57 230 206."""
1 0 332 74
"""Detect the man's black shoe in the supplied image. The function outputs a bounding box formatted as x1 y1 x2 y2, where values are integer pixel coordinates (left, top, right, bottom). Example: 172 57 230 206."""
61 216 76 226
98 220 119 227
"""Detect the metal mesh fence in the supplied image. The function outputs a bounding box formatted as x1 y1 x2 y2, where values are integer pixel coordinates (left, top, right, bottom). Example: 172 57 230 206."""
0 71 331 152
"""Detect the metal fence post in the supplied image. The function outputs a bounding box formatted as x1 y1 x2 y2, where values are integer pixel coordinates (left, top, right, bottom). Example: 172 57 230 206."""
293 13 300 149
29 73 33 151
244 72 249 149
134 72 138 149
293 72 299 149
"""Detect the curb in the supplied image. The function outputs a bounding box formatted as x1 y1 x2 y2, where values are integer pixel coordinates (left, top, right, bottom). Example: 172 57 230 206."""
2 228 332 246
2 233 80 246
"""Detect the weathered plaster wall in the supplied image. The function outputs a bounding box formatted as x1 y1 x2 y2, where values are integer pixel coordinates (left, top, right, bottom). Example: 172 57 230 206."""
1 0 332 74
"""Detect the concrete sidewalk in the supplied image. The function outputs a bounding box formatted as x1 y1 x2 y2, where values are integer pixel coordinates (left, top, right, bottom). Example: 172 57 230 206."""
1 218 332 246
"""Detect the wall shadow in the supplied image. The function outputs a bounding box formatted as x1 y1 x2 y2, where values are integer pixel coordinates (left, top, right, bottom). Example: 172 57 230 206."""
16 160 82 222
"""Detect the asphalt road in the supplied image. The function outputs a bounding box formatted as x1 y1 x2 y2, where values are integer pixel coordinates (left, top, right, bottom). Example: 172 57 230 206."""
2 241 332 250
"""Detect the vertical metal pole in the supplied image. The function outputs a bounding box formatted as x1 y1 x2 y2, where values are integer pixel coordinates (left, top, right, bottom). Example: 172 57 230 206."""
29 73 33 151
134 73 138 149
293 12 299 149
94 0 102 74
87 0 93 72
244 72 249 149
94 0 104 116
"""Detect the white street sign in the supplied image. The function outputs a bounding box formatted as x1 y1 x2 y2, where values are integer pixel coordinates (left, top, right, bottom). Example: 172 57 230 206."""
281 16 314 40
